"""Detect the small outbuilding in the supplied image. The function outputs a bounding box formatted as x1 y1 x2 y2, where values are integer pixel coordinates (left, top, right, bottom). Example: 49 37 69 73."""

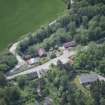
37 48 46 57
63 41 76 49
27 58 39 65
80 74 98 85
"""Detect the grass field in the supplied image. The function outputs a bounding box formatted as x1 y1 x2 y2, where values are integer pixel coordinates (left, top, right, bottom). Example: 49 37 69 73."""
0 0 65 51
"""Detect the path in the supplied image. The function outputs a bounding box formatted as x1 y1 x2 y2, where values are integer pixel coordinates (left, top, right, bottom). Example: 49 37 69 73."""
9 42 26 72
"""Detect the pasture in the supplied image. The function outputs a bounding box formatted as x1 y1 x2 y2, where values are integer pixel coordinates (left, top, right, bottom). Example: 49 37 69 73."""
0 0 65 51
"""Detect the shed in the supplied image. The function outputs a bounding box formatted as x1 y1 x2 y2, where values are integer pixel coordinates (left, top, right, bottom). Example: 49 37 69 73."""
63 41 76 49
80 74 98 85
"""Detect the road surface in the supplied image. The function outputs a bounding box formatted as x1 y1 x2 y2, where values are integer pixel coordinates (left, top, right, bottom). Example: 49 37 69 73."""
97 75 105 81
7 50 76 80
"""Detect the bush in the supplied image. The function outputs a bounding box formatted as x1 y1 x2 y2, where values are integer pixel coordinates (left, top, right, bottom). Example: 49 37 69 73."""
0 53 17 73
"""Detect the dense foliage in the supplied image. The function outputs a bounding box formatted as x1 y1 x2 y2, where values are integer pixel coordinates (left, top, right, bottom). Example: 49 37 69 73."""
90 80 105 105
13 64 105 105
0 53 17 73
11 64 91 105
0 72 21 105
74 42 105 75
37 66 89 105
17 0 105 59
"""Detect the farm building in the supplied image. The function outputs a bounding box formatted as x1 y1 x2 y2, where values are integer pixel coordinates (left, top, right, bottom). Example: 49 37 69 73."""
63 41 76 49
37 48 46 57
80 74 98 85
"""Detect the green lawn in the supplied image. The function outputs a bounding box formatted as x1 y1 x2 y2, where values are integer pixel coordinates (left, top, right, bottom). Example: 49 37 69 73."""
72 75 94 104
0 0 65 51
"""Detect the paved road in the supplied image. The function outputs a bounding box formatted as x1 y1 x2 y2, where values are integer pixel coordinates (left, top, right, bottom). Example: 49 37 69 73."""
97 75 105 81
7 50 76 80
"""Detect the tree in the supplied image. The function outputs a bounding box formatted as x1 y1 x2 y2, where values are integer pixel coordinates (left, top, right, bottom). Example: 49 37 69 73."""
0 53 17 73
17 76 27 89
98 59 105 74
5 87 21 105
0 72 7 87
88 27 102 41
100 98 105 105
0 64 9 72
90 81 103 105
82 16 88 28
69 21 76 36
0 98 6 105
64 0 71 9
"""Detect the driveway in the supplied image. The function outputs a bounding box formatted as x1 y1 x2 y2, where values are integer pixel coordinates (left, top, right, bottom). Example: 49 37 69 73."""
7 50 76 80
97 74 105 81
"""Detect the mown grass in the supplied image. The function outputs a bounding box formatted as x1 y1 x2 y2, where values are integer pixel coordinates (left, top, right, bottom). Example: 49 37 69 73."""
73 75 90 95
0 0 65 51
72 75 94 104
